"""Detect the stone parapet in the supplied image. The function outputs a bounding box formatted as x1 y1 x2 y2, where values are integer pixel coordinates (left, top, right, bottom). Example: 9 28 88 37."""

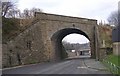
35 12 97 25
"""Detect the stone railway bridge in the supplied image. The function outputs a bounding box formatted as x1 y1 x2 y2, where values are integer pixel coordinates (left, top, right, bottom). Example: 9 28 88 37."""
3 13 100 68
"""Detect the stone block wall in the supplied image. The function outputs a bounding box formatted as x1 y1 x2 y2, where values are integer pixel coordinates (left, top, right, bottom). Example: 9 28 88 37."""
2 22 48 68
113 42 120 55
99 47 107 60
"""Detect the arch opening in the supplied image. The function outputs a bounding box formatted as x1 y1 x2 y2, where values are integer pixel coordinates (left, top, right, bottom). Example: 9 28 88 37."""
62 34 91 59
51 28 91 60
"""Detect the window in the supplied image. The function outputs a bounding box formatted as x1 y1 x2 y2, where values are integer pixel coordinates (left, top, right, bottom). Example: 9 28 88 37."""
27 41 31 50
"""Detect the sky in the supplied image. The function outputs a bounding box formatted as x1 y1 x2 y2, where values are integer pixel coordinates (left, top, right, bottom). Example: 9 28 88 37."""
16 0 119 44
17 0 119 23
62 34 89 44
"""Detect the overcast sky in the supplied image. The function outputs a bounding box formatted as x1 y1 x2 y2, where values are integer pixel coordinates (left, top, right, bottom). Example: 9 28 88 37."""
17 0 119 44
62 34 89 44
17 0 119 22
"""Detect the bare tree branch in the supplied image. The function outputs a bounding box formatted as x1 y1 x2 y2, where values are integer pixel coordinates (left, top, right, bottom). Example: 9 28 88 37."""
107 11 119 27
2 2 15 17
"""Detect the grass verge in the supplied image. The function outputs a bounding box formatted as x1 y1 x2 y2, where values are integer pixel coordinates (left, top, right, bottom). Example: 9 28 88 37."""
101 54 120 75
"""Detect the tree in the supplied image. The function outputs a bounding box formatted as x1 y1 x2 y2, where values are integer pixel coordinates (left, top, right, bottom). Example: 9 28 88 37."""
6 8 19 18
2 2 15 17
19 8 43 26
30 8 42 17
23 8 30 18
22 8 42 19
107 11 119 27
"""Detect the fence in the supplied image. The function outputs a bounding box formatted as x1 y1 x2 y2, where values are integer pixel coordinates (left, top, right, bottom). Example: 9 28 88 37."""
102 59 120 74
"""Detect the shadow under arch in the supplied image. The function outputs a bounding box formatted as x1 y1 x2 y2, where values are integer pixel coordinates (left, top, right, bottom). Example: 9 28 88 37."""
51 28 91 60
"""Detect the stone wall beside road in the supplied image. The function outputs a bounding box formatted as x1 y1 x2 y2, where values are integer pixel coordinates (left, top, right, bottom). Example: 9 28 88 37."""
113 42 120 55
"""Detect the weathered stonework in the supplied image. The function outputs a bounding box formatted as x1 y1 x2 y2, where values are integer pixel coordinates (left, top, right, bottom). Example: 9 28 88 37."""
2 12 99 68
113 42 120 55
2 21 48 68
99 47 107 60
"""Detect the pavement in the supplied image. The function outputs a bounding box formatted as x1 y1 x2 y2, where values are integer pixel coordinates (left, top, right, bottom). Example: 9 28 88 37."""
2 58 112 74
84 59 109 71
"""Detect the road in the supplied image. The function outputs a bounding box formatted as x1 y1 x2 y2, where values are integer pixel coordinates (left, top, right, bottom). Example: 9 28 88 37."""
2 58 112 74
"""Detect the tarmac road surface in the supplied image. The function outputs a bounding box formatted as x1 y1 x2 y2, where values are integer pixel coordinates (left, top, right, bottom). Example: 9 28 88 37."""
2 58 112 74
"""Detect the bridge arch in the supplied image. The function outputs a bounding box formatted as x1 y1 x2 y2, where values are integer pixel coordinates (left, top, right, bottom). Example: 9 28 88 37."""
35 13 98 61
51 28 91 60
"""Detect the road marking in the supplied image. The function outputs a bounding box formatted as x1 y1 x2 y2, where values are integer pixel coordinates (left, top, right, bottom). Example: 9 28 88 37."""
77 66 87 69
77 66 98 71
